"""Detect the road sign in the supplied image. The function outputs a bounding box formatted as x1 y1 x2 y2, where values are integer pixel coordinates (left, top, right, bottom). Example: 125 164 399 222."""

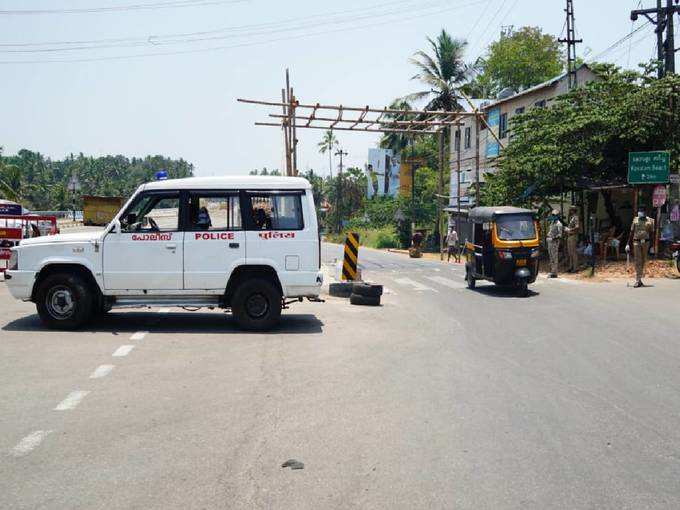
670 174 680 184
68 174 81 192
628 151 670 184
652 185 667 207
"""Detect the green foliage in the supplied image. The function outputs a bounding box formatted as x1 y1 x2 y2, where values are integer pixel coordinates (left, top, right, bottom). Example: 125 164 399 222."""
0 148 21 201
325 226 398 250
466 26 563 97
374 228 399 249
317 130 339 176
407 29 473 111
249 167 281 176
1 149 194 210
482 67 680 206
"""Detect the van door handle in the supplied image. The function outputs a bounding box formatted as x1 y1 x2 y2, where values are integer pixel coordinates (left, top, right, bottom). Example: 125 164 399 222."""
229 243 240 249
165 243 177 250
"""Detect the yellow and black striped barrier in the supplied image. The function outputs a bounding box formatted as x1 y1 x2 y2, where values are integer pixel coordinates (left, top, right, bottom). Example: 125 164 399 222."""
341 232 360 281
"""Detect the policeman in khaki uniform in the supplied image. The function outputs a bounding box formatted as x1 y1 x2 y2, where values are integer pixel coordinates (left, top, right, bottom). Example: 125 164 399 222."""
546 210 563 278
627 205 655 287
564 205 580 272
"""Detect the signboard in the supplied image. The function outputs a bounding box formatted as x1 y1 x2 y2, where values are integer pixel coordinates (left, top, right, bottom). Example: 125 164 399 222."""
68 174 81 192
399 162 412 198
670 174 680 184
652 185 667 207
0 202 22 216
628 151 670 184
367 148 400 198
485 107 500 158
0 227 21 260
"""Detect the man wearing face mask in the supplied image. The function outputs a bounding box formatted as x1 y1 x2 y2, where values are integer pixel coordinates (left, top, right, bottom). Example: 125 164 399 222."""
627 206 655 288
564 205 580 272
546 209 563 278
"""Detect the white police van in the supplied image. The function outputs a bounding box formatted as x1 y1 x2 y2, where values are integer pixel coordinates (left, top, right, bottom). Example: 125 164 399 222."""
5 176 323 331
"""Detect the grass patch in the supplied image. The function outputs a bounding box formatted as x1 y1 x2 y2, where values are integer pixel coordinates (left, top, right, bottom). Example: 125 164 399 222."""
324 227 399 250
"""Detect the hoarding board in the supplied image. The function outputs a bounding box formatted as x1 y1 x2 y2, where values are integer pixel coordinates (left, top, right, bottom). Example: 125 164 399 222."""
485 107 500 158
367 148 400 198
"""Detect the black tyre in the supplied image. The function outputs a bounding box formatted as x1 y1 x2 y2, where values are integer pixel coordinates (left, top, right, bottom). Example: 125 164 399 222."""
329 282 353 298
517 279 529 297
352 282 383 297
35 272 95 330
231 278 282 331
349 293 381 306
466 268 476 289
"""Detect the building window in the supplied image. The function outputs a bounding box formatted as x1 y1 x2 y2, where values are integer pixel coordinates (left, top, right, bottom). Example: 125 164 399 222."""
499 113 508 139
515 106 525 115
454 130 461 152
534 99 546 108
464 127 471 149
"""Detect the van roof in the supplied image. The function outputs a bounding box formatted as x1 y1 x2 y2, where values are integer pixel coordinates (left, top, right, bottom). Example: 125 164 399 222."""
142 175 311 191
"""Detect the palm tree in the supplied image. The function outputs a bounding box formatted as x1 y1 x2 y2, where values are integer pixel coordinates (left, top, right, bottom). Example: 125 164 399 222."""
317 130 338 177
0 149 21 202
380 99 415 154
407 29 473 111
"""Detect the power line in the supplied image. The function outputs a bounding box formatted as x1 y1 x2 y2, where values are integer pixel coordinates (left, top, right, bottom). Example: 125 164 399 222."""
0 0 246 16
588 20 652 62
0 0 463 54
0 0 487 64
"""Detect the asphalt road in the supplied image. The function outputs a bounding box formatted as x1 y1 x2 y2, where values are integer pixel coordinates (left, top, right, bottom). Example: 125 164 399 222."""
2 244 680 509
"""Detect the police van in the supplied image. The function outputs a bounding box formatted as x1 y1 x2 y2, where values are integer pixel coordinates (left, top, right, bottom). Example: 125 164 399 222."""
4 176 323 331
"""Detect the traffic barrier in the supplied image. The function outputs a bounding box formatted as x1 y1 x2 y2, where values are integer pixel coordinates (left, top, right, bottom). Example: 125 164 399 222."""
341 232 360 281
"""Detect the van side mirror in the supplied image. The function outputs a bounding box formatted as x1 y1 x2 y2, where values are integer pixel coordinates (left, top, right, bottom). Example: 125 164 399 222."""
112 219 122 236
126 213 137 225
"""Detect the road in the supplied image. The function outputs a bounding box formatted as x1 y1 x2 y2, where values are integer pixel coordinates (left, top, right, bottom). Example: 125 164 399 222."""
2 243 680 509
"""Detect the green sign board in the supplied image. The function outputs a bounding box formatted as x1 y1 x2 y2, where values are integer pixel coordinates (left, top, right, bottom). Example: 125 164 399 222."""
628 151 670 184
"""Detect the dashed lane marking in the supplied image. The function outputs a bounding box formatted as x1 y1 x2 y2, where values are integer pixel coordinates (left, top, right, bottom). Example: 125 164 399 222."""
130 331 148 341
382 286 396 295
425 275 466 289
89 364 115 379
393 277 438 292
158 308 171 313
10 430 52 457
112 345 135 357
54 390 90 411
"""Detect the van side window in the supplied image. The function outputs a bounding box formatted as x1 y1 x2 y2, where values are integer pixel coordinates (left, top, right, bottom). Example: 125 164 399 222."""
187 194 241 231
248 193 304 231
120 193 179 233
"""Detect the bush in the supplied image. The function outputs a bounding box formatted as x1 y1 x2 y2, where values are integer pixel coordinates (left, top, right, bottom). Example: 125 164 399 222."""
374 230 398 249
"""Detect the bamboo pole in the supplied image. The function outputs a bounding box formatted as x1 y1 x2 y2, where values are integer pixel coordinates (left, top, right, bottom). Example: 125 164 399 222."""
254 122 445 135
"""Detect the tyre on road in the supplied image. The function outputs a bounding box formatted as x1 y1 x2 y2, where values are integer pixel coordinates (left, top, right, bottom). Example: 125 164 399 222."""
465 267 476 289
35 272 95 330
231 278 282 331
517 279 529 297
351 282 383 298
349 293 381 306
329 282 353 298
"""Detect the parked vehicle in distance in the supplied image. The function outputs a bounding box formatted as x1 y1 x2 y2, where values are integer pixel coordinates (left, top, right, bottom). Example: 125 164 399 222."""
464 206 540 297
83 195 125 226
5 176 323 331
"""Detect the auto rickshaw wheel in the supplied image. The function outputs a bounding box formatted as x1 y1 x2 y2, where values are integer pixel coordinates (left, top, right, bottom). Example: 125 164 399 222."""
466 268 476 289
517 279 529 297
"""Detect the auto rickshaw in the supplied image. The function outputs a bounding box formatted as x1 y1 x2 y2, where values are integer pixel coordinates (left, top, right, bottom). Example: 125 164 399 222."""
464 206 540 296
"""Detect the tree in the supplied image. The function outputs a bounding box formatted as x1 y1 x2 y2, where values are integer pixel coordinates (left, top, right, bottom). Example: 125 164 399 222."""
0 148 21 201
317 130 338 177
474 26 563 96
379 99 415 154
407 29 473 111
482 66 680 216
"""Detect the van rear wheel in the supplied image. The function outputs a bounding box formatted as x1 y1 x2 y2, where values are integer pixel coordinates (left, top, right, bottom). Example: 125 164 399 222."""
35 273 94 330
231 278 282 331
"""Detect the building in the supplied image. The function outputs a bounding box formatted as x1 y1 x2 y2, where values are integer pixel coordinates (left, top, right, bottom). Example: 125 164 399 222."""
448 64 598 212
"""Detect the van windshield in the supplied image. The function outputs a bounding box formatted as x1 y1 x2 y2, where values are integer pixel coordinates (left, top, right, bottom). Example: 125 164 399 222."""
496 214 536 240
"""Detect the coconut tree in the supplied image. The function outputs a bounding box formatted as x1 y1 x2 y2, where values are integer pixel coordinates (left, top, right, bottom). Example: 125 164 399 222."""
379 99 415 154
317 130 338 178
0 149 21 202
407 29 473 111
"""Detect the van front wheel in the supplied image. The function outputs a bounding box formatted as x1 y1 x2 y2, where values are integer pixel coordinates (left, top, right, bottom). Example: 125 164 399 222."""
35 273 94 330
231 278 282 331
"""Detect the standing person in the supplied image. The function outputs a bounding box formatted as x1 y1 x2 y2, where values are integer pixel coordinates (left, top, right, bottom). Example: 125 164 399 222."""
626 205 655 288
546 210 563 278
445 226 460 263
564 205 580 272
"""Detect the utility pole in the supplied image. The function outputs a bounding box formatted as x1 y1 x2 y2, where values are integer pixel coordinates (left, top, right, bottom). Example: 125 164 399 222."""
474 114 480 206
558 0 583 90
456 127 462 237
631 0 680 77
334 147 348 233
437 129 445 259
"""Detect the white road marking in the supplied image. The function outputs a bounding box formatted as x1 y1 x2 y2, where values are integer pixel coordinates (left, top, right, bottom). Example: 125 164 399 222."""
54 390 90 411
112 345 135 357
89 364 115 379
425 275 466 289
158 308 171 313
130 331 148 341
393 277 438 292
432 268 441 272
10 430 52 457
382 286 396 295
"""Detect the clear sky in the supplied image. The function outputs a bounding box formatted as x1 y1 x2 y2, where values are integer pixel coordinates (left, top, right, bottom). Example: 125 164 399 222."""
0 0 667 177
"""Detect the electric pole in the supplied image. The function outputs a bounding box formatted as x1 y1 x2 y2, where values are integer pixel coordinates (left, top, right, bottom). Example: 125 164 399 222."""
558 0 583 90
334 148 348 233
631 0 680 77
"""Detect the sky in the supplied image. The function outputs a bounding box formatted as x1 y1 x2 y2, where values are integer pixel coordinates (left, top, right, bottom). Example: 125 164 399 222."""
0 0 669 177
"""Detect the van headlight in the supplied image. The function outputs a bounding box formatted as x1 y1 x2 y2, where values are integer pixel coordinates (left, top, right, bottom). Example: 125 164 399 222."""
8 250 18 270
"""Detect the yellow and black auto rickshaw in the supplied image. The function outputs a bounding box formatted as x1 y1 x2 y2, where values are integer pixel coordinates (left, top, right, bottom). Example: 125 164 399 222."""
464 206 540 296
